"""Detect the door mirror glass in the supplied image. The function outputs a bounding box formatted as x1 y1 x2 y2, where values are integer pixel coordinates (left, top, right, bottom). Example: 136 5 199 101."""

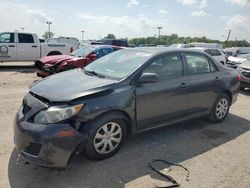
138 73 159 84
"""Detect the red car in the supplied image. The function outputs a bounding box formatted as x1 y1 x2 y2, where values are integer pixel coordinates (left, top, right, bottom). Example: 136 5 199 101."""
35 45 123 77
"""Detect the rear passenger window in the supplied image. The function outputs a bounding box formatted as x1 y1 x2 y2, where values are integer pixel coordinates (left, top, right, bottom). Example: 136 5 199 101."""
143 54 183 80
185 53 216 74
18 34 34 43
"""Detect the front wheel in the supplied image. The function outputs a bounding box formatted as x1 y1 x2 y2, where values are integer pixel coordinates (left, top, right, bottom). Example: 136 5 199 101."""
208 93 230 123
84 115 127 160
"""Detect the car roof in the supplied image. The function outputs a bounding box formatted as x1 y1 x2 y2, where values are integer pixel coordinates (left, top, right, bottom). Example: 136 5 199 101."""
84 44 123 49
123 47 212 56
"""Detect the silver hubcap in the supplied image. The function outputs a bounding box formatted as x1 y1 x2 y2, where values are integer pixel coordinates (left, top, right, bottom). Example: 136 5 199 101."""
93 122 122 154
216 98 229 119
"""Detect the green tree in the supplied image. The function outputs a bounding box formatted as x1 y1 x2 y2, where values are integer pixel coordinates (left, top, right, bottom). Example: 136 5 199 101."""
105 34 116 39
42 31 54 40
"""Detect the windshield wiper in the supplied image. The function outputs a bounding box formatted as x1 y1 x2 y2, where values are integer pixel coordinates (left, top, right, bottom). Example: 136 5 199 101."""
84 70 106 78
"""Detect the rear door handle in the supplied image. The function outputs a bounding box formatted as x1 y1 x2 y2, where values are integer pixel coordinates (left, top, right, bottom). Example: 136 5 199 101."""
215 77 220 81
32 45 38 48
180 82 188 88
8 45 15 47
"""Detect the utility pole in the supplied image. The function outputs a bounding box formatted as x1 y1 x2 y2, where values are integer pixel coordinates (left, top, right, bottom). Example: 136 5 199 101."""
81 31 85 43
226 29 231 42
46 21 52 38
157 26 163 37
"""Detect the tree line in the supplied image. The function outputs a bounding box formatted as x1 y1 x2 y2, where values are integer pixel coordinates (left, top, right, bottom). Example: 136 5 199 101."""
128 34 250 48
42 32 250 48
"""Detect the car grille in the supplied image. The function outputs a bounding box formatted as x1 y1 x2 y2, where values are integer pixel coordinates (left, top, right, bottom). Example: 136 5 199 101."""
22 103 31 115
34 60 44 71
23 143 42 156
242 71 250 78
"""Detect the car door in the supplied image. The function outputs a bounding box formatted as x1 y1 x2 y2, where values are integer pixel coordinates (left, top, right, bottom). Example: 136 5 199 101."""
136 53 189 131
0 32 17 61
183 52 223 114
17 33 39 61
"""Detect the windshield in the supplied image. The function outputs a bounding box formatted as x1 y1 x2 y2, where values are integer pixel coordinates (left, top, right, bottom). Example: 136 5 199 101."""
71 46 95 57
84 49 153 80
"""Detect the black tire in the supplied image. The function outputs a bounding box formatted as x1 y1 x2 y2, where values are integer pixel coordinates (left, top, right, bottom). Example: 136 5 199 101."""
240 86 245 91
47 51 62 56
208 93 230 123
83 113 127 160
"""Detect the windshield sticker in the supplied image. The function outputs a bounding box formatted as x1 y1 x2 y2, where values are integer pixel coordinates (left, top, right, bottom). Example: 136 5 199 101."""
0 45 9 57
136 52 153 57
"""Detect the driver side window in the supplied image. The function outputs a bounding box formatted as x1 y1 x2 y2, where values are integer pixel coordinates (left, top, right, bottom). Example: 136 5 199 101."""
0 33 14 43
143 54 184 81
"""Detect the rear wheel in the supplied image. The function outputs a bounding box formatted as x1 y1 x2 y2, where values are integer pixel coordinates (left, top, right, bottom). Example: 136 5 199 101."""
84 115 127 160
208 93 230 123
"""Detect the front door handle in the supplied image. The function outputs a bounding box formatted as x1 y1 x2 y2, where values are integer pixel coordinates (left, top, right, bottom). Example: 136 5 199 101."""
32 45 38 48
8 45 15 47
180 82 188 88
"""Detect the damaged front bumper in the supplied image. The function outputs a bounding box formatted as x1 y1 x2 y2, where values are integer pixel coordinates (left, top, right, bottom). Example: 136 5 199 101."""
13 93 88 168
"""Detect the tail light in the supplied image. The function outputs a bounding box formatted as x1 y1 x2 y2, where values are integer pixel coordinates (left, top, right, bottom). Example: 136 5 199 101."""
237 74 241 81
70 47 73 53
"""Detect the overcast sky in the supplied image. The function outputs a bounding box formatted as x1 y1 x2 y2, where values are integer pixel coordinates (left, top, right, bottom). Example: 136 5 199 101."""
0 0 250 41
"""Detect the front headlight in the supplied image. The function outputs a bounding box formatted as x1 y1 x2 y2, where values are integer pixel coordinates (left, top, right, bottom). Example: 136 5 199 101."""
43 65 53 72
34 104 84 124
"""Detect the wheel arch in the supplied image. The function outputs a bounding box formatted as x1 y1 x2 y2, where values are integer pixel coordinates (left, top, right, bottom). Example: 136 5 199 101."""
221 90 233 105
90 109 133 136
47 51 62 56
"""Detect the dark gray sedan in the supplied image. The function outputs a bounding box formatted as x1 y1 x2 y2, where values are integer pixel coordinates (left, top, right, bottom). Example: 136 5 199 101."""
14 48 240 168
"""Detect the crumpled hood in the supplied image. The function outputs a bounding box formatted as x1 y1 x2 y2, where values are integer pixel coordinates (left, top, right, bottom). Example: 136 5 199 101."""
228 56 246 64
30 69 117 102
39 55 83 65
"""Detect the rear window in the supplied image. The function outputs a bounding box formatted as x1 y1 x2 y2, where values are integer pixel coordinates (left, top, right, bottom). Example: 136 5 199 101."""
205 49 222 56
185 53 217 75
18 34 34 43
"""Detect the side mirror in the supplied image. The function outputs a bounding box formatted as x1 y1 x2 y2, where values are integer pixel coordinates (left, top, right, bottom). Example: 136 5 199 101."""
138 73 159 84
89 53 97 60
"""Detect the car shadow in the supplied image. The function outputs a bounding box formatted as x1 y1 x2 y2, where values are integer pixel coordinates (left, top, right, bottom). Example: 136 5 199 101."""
240 88 250 96
8 113 250 188
0 65 35 74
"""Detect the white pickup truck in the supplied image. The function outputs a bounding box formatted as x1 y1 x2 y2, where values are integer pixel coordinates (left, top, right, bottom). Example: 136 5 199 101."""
0 32 73 62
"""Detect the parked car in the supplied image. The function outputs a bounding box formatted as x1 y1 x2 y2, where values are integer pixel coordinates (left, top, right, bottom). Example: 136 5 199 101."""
0 32 73 62
169 43 190 48
35 45 123 77
101 39 129 47
192 47 226 65
14 48 240 168
237 60 250 90
47 37 80 51
223 50 237 62
226 56 248 69
190 42 223 50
